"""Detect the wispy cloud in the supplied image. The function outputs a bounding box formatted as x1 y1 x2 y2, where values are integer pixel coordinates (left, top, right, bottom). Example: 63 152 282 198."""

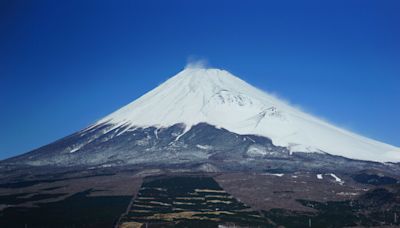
185 56 209 69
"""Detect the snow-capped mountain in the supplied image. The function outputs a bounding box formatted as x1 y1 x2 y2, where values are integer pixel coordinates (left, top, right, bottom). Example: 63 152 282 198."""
3 66 400 169
96 66 399 163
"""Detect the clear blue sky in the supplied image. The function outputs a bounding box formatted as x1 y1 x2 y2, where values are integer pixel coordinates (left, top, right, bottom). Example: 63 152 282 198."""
1 0 399 160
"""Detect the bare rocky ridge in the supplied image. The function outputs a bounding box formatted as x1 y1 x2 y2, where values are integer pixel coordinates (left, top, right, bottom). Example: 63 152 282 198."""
3 123 400 177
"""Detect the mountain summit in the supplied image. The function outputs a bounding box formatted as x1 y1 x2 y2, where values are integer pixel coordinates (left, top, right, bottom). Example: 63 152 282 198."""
95 67 399 163
4 67 400 168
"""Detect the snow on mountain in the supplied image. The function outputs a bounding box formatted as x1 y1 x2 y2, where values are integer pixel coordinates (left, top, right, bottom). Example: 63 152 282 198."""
96 66 400 163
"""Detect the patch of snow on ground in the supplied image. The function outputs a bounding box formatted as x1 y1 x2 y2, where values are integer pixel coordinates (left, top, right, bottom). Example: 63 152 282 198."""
329 173 344 185
317 174 323 180
70 147 81 153
196 144 212 150
337 192 359 196
154 129 159 139
263 173 284 177
246 145 267 157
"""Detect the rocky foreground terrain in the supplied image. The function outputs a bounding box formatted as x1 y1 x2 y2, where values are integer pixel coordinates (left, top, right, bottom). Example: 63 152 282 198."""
0 164 399 228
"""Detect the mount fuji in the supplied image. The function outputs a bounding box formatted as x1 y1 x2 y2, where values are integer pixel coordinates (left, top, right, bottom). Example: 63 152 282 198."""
3 66 400 170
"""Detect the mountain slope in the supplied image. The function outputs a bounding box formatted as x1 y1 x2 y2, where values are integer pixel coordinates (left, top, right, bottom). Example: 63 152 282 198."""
93 66 399 163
